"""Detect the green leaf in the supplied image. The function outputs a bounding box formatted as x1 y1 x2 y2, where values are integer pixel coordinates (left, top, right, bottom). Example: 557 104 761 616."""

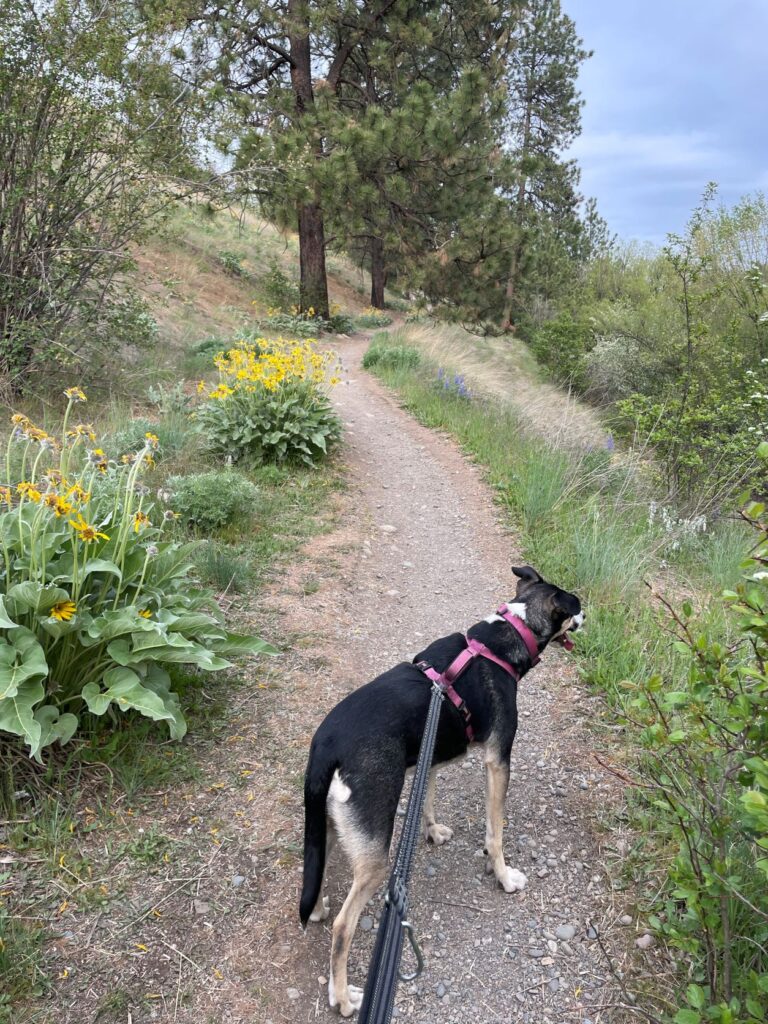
81 558 123 582
687 985 706 1010
0 595 19 629
7 582 69 615
83 667 181 731
0 676 44 749
209 633 279 657
30 706 79 761
674 1010 701 1024
0 628 49 700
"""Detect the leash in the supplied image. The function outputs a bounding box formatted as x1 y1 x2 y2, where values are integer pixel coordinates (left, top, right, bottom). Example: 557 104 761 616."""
358 680 444 1024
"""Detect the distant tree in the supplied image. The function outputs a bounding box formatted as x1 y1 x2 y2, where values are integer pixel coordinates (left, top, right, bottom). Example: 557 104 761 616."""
500 0 590 329
0 0 202 384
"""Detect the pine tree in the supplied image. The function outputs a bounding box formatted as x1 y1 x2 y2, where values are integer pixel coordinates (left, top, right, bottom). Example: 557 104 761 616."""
500 0 590 329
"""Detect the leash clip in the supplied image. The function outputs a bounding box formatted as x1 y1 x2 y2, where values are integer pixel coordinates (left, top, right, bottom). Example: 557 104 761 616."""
398 921 424 982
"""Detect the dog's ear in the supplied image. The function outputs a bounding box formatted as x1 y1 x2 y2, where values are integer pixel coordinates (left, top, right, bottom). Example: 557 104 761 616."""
512 566 542 584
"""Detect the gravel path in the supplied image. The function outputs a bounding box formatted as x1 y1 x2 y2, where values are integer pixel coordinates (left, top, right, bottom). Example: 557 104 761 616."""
261 337 636 1023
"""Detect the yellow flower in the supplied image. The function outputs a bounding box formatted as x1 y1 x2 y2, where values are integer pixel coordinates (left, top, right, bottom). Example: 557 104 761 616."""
144 432 159 450
17 481 42 503
66 483 91 505
134 510 151 533
0 486 11 505
69 513 109 543
11 413 30 426
50 600 77 622
87 449 108 473
197 380 207 394
144 453 156 468
66 423 97 442
138 608 152 619
64 386 87 403
44 494 74 517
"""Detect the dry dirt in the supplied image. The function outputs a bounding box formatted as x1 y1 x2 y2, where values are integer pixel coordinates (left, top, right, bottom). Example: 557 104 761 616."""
22 335 661 1024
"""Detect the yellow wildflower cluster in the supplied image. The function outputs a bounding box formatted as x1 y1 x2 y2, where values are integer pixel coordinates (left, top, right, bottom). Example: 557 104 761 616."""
199 339 341 400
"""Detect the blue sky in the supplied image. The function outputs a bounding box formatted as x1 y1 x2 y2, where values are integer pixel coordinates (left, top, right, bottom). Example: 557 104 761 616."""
564 0 768 245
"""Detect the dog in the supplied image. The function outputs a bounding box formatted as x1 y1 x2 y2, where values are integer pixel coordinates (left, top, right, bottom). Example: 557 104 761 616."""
300 565 583 1017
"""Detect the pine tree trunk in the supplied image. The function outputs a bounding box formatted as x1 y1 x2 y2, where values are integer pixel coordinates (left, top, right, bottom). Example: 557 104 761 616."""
370 237 386 308
297 202 329 316
288 2 330 318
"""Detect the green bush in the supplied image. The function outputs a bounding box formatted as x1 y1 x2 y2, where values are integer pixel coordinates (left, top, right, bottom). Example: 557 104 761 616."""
356 308 393 329
167 470 260 532
107 416 185 462
218 249 246 277
262 261 299 308
194 338 342 466
362 342 421 370
0 391 275 762
527 313 594 390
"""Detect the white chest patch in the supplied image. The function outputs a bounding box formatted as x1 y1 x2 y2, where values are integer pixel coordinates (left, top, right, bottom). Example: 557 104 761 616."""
485 601 527 625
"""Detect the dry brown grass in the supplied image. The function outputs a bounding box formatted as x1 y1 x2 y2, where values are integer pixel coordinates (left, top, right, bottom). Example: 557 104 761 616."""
400 322 608 448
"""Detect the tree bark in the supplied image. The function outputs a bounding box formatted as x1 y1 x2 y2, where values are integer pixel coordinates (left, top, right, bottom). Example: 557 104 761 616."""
288 2 330 317
370 236 386 308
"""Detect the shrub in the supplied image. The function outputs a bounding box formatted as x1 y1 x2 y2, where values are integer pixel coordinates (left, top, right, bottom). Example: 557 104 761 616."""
0 389 275 761
218 250 246 277
527 313 594 390
147 381 192 416
357 307 393 329
625 498 768 1021
362 343 421 370
167 470 260 532
107 416 186 463
195 338 342 465
262 261 299 308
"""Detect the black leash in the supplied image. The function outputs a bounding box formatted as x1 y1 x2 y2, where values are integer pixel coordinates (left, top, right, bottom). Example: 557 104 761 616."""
358 681 445 1024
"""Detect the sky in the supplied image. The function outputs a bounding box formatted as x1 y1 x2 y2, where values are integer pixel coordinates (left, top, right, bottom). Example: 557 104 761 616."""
564 0 768 246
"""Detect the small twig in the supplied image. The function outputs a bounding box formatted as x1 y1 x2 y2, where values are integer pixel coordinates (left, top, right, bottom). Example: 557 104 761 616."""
592 752 655 789
425 897 492 914
160 938 202 973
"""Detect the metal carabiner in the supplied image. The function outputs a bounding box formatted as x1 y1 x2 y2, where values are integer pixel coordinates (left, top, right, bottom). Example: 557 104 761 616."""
398 921 425 982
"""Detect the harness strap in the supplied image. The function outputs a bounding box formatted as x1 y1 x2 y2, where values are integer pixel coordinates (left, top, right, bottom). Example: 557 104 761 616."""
497 606 540 666
416 637 520 743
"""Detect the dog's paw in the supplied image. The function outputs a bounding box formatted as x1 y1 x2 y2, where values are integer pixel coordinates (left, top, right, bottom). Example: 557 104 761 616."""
425 823 453 846
329 981 363 1017
309 895 330 922
499 866 527 893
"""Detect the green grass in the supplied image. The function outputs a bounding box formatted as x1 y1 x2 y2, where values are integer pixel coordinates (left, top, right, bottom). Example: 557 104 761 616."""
363 332 740 699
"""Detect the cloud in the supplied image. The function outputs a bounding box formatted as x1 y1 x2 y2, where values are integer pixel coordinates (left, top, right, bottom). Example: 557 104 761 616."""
568 129 727 179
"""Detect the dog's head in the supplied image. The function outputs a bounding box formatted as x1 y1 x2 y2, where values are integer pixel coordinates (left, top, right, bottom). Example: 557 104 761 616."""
506 565 583 651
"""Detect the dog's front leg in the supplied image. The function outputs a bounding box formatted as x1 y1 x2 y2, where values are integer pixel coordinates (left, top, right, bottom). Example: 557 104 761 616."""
422 767 453 845
483 749 527 893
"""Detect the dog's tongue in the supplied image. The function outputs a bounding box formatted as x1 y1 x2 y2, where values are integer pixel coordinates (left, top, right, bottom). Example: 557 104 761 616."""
557 634 575 651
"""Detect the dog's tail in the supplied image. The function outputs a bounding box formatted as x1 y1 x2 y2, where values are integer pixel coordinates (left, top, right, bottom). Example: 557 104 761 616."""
299 740 336 927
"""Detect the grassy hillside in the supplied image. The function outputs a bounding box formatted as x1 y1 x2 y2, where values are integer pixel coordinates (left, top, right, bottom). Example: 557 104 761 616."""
130 204 379 363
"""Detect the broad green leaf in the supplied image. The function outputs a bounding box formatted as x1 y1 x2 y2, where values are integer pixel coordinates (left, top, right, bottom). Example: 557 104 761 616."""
686 985 706 1010
7 582 69 614
674 1010 701 1024
81 558 122 582
83 666 179 730
0 676 44 750
107 635 230 671
0 595 19 629
0 629 49 700
210 633 279 657
84 609 157 644
30 706 79 761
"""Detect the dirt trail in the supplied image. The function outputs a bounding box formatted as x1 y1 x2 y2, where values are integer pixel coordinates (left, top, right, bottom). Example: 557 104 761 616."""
219 337 635 1024
40 336 640 1024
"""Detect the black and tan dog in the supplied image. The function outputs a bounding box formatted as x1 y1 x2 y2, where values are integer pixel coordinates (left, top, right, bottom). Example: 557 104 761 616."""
300 566 583 1016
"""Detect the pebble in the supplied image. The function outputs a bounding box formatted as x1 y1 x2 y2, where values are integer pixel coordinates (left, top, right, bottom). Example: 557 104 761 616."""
556 924 576 941
360 916 373 931
620 914 633 926
379 524 397 533
193 900 210 915
636 933 655 950
318 976 327 986
287 988 300 1001
436 983 447 998
548 978 561 993
231 875 245 887
528 948 545 958
426 864 436 878
586 925 598 939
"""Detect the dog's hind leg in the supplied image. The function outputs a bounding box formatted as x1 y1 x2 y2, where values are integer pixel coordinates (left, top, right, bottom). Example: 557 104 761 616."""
309 823 336 922
422 767 453 845
328 846 387 1017
483 746 527 893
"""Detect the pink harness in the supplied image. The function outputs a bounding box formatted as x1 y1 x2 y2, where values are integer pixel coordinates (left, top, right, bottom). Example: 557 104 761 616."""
415 606 540 742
